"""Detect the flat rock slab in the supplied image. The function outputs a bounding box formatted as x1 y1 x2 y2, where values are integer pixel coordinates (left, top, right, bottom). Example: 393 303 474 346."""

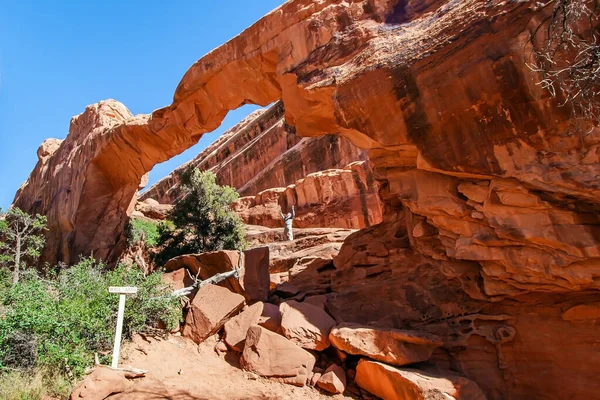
280 300 336 351
355 360 487 400
241 325 316 387
182 284 245 344
241 247 270 302
329 323 443 366
224 302 264 352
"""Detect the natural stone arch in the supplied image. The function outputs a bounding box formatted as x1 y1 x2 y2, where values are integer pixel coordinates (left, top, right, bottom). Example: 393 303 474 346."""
15 0 598 282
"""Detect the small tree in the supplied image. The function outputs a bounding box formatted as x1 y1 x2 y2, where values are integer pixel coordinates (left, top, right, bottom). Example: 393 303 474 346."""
0 207 47 285
155 169 246 265
529 0 600 130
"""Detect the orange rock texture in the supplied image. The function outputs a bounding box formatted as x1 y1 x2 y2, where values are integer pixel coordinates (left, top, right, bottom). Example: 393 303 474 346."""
231 161 383 229
140 101 368 203
13 1 600 398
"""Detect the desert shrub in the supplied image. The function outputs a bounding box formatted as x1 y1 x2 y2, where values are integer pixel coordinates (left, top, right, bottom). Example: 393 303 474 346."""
0 258 181 377
155 169 246 265
126 217 161 248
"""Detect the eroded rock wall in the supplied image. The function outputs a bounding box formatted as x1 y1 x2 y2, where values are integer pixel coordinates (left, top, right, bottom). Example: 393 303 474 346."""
140 101 367 203
13 1 600 398
232 161 383 229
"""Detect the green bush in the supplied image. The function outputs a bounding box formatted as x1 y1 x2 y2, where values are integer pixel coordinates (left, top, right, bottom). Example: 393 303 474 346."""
155 169 246 265
0 258 181 377
126 217 161 247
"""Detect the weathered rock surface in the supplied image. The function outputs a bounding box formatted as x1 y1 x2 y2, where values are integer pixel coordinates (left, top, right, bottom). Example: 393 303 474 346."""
241 246 271 302
317 364 346 394
355 360 487 400
14 0 600 398
240 325 316 387
182 284 245 344
329 323 443 366
134 198 172 220
224 302 264 352
140 101 367 203
280 300 337 351
70 367 131 400
162 268 194 291
232 161 383 229
257 302 282 333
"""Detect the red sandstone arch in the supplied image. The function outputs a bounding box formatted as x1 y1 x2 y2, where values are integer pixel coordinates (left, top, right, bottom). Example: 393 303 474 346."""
13 1 600 398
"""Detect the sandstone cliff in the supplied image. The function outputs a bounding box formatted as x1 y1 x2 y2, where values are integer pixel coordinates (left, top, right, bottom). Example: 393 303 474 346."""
140 101 367 203
232 161 383 229
13 1 600 398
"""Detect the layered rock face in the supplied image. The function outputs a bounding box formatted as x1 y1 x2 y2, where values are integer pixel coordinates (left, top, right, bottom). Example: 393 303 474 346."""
140 101 367 203
14 0 600 398
232 161 383 229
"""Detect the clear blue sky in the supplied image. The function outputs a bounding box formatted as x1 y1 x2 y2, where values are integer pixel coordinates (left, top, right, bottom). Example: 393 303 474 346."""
0 0 284 210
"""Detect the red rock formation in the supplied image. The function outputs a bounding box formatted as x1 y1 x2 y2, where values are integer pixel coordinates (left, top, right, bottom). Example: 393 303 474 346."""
182 284 245 344
241 325 316 387
140 101 367 203
14 1 600 398
232 161 383 229
355 360 487 400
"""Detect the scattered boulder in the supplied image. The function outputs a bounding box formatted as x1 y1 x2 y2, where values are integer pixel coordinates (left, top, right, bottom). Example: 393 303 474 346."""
241 247 270 302
355 360 487 400
317 364 346 394
329 323 443 366
224 302 264 351
258 302 282 333
164 251 245 297
182 284 245 344
70 367 131 400
162 268 194 291
241 325 316 387
310 372 322 387
280 300 336 351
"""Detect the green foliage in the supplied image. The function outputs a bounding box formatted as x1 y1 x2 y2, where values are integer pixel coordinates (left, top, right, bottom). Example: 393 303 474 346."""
126 217 161 247
0 368 72 400
0 258 181 378
0 207 47 285
155 169 246 265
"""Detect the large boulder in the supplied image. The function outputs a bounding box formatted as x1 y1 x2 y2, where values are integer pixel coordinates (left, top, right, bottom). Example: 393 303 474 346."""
317 364 346 394
162 268 194 291
329 323 443 366
224 302 264 352
70 367 130 400
165 250 270 302
241 246 270 302
355 360 487 400
280 300 336 351
240 325 316 387
258 302 282 332
182 284 245 344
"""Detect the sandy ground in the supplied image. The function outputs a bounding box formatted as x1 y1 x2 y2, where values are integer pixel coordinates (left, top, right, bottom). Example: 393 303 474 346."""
107 333 360 400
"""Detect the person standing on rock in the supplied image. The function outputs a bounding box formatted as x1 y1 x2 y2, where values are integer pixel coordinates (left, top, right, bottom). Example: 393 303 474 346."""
280 205 295 241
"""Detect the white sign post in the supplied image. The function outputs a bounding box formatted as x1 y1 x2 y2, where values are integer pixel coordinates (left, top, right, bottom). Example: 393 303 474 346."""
109 286 138 369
